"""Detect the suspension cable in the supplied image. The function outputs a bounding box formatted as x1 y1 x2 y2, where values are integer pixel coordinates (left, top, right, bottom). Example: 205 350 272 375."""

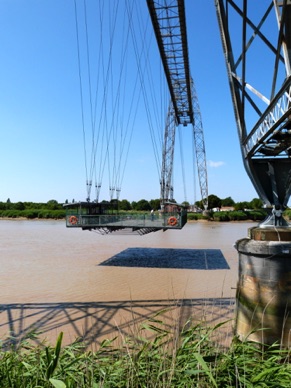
126 0 167 179
74 0 169 203
73 0 89 199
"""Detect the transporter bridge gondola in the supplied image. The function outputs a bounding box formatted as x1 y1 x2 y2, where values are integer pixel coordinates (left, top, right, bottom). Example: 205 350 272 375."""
65 201 187 235
65 0 208 235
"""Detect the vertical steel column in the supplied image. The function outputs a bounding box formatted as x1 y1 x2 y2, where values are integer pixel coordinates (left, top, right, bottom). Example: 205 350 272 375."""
215 0 291 213
147 0 208 208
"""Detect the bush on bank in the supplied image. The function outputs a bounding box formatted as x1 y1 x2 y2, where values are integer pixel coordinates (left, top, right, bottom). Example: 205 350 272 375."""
212 210 268 222
187 212 208 221
213 211 231 221
187 210 268 222
284 209 291 220
0 200 66 219
0 209 65 219
0 322 290 388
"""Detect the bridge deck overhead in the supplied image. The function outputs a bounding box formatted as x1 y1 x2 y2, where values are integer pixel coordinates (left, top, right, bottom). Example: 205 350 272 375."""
147 0 193 126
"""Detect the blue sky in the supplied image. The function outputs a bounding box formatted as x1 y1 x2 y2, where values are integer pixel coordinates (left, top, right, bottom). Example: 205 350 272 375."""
0 0 260 204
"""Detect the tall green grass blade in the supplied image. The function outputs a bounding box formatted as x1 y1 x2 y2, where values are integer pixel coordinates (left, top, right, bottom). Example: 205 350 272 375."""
49 378 66 388
46 331 63 380
192 352 218 388
52 332 63 370
0 319 290 387
211 319 232 331
251 366 284 383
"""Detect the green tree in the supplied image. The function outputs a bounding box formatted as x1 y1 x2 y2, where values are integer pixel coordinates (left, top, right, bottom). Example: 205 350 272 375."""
194 199 203 209
14 202 25 211
46 200 60 210
249 197 263 209
221 196 235 207
119 199 132 211
24 202 34 209
234 201 250 211
135 199 151 211
149 199 160 211
208 194 222 209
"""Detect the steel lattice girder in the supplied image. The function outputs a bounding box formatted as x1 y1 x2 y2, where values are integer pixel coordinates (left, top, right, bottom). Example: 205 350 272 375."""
148 0 208 209
147 0 193 125
215 0 291 207
160 102 176 203
191 79 208 210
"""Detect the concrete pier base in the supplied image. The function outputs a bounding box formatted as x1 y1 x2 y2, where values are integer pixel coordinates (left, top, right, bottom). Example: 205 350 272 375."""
235 227 291 347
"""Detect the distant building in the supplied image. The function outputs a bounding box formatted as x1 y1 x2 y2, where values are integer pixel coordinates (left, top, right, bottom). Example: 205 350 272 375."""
221 206 235 212
188 205 202 212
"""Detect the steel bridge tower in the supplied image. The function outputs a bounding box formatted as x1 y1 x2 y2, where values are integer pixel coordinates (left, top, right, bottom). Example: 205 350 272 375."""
147 0 208 210
216 0 291 225
216 1 291 348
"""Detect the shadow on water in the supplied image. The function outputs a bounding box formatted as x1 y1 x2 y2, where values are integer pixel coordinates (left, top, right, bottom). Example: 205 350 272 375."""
100 248 230 270
0 298 235 350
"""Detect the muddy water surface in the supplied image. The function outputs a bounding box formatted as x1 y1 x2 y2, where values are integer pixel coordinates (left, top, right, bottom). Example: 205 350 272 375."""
0 220 254 347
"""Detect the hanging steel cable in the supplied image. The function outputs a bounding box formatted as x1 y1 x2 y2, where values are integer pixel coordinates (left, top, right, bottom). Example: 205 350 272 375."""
66 0 189 234
126 0 165 179
74 0 143 204
73 0 89 199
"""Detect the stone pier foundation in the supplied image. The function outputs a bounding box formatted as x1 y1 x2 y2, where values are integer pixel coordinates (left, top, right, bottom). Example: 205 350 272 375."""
235 227 291 347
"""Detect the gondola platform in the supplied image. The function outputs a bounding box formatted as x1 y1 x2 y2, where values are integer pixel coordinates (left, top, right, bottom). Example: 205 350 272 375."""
64 202 187 235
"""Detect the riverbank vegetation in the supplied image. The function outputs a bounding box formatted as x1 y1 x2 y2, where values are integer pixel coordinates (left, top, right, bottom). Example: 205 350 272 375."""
187 209 269 222
1 196 291 222
0 199 65 219
1 319 290 387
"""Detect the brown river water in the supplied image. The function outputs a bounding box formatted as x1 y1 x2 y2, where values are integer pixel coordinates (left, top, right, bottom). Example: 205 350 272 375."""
0 219 255 348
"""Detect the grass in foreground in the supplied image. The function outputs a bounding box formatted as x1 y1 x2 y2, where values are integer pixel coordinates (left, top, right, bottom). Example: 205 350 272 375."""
0 317 290 387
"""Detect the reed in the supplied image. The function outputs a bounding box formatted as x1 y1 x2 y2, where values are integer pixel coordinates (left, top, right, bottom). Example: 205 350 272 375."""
0 317 290 387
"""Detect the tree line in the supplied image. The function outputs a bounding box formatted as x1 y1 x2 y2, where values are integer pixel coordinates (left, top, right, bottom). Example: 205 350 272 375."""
2 196 291 222
0 195 267 220
194 195 264 211
0 199 65 219
0 195 264 213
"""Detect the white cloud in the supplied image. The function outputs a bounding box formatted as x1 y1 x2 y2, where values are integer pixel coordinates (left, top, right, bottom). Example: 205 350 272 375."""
208 160 225 168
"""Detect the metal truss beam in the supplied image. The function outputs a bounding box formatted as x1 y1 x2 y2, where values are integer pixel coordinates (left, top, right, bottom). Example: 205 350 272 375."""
215 0 291 209
147 0 193 126
160 102 176 204
148 0 208 209
192 79 208 210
